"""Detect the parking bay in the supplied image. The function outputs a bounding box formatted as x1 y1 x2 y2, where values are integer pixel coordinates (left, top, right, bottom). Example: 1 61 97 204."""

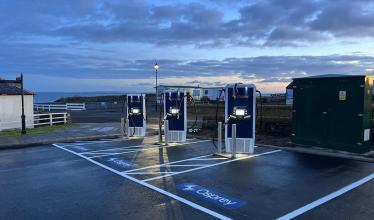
54 137 374 220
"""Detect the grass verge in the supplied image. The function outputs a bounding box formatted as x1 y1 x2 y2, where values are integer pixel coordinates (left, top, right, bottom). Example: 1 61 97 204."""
0 123 73 137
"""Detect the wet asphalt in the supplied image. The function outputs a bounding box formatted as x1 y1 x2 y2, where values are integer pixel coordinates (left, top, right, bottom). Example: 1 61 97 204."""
0 144 213 220
0 138 373 220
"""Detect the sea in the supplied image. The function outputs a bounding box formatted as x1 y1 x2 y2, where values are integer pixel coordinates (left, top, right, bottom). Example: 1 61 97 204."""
34 91 126 103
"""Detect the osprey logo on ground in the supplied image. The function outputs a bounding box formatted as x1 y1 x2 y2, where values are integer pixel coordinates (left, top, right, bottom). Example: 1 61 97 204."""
183 184 197 191
106 157 132 168
176 183 246 209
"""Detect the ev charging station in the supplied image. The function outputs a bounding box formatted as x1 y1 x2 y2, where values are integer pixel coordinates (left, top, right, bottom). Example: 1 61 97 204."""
164 91 187 142
126 94 146 137
224 84 256 154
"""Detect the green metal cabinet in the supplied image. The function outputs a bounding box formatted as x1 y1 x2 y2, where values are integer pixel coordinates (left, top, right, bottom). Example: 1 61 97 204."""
292 75 373 153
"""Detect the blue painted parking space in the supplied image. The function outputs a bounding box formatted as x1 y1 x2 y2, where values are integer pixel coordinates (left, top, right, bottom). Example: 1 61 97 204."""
176 183 247 209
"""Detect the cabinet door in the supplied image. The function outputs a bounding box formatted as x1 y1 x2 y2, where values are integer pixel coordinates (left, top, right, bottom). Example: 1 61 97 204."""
324 80 363 148
293 82 325 145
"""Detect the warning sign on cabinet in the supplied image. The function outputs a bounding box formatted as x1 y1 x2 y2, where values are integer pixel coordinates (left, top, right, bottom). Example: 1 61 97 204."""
339 91 346 101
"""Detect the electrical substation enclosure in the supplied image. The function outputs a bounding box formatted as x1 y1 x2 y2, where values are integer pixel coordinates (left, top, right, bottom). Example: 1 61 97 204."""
292 75 373 153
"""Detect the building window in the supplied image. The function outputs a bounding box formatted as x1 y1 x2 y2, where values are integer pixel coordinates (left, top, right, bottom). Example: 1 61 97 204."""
204 90 208 95
192 89 201 96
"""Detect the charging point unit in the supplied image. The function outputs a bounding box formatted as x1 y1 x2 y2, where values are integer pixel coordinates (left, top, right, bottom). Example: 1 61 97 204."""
164 91 187 142
127 94 146 137
225 84 256 153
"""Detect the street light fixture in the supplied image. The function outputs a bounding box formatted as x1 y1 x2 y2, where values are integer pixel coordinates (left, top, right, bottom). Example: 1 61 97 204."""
154 63 159 111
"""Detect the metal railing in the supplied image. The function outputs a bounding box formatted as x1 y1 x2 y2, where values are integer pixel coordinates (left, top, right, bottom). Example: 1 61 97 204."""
34 113 68 126
34 103 86 111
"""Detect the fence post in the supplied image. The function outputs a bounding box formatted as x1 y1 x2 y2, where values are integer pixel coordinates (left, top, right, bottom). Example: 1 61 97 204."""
232 124 237 159
164 120 169 146
49 114 53 126
218 121 222 154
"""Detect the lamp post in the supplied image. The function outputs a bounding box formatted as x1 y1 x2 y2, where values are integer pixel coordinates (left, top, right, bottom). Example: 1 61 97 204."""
16 73 26 135
154 63 159 112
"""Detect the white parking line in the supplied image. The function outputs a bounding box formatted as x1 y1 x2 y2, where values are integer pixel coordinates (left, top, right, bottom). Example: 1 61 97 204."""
58 139 123 147
143 150 282 182
71 139 208 156
85 140 211 159
101 138 122 141
75 140 114 143
53 143 232 220
122 154 212 173
276 172 374 220
81 144 153 154
86 145 168 158
171 140 211 146
82 152 115 155
168 164 211 167
127 171 178 175
193 158 227 161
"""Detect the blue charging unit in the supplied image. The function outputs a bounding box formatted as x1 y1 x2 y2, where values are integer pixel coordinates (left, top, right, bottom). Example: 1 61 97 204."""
127 94 146 137
225 84 256 153
164 90 187 142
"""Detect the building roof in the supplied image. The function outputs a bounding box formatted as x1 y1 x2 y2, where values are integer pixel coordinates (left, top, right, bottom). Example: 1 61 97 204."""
156 85 201 89
293 74 370 80
286 81 294 89
0 80 33 95
156 84 224 89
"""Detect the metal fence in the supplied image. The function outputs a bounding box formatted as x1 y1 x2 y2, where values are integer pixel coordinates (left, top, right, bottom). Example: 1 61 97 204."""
34 103 86 111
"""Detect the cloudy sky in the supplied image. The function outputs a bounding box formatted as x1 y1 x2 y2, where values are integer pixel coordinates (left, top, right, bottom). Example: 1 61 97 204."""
1 0 374 93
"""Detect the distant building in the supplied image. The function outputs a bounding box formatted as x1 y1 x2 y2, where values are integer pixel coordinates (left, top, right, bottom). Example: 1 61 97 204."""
156 85 224 102
201 87 224 101
286 81 294 105
0 78 34 131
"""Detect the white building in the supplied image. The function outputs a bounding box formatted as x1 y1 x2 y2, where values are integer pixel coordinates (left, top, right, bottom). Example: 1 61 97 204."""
201 87 224 101
156 85 224 102
0 79 34 131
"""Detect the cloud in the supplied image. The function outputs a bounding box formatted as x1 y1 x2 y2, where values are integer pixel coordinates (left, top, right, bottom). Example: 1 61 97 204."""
309 1 374 37
2 43 373 91
1 0 374 92
1 0 374 47
187 80 204 84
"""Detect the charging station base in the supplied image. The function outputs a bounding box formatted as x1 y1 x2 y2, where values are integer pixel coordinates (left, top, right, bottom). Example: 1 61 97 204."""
128 127 146 137
214 153 251 159
225 138 255 154
167 130 186 142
